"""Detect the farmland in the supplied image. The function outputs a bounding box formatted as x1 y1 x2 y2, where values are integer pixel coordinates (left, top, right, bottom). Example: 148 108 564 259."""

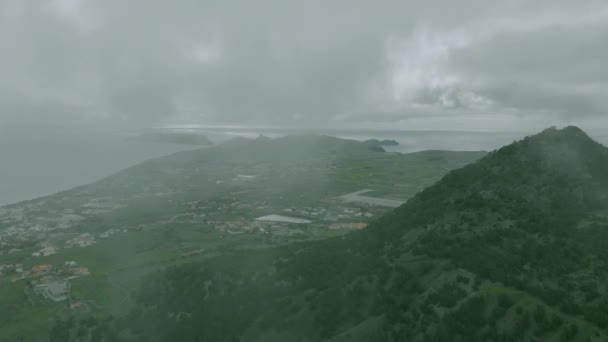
0 135 485 341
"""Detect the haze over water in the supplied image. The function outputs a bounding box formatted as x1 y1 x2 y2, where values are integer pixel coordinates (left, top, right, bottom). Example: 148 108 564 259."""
0 134 198 207
185 126 608 153
3 128 605 207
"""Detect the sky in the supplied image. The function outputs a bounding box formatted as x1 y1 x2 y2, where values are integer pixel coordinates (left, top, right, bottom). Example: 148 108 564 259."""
1 0 608 134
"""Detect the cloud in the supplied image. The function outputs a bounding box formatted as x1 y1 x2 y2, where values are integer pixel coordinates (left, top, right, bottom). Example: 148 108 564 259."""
0 0 606 131
445 14 608 119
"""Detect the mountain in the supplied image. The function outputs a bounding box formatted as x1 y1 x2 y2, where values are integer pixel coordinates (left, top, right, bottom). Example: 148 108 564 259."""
365 139 400 147
0 135 486 341
69 126 608 342
129 131 214 146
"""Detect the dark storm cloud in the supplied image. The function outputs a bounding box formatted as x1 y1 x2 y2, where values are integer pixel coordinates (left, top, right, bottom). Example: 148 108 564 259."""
0 0 607 131
447 18 608 118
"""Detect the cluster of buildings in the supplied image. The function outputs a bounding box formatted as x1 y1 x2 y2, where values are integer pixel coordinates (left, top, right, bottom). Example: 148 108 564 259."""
278 202 378 226
80 197 124 215
252 214 311 237
0 185 135 259
0 160 409 313
0 263 23 277
66 233 96 248
0 260 91 309
34 278 70 302
339 189 405 208
31 241 58 257
329 222 368 230
217 219 253 234
188 182 394 240
0 202 89 256
1 259 89 285
208 200 381 239
27 262 90 304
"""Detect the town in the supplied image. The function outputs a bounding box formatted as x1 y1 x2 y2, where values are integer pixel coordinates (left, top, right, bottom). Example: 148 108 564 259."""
0 137 484 340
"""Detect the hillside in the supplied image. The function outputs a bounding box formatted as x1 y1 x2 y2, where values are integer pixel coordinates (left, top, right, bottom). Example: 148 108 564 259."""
73 127 608 342
0 135 485 341
128 132 213 146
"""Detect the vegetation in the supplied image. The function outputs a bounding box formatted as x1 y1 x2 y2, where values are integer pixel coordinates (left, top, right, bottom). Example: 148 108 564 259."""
365 139 400 147
129 131 213 145
0 135 484 341
53 126 608 341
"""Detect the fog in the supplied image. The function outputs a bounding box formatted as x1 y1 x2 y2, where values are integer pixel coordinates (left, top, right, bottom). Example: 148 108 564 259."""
1 0 608 204
1 0 608 134
3 2 608 340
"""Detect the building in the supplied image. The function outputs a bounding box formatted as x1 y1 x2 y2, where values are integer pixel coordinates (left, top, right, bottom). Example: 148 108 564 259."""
32 264 52 275
329 222 368 230
255 214 312 224
70 267 90 276
35 278 70 302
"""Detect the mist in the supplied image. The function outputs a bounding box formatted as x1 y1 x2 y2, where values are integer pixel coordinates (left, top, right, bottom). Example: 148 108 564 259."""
1 0 608 134
2 2 608 341
1 0 607 206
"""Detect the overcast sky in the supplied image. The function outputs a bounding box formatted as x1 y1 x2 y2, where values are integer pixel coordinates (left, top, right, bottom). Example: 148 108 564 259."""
1 0 608 133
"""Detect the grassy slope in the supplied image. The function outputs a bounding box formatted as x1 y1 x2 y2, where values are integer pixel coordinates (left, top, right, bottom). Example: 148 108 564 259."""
0 135 485 341
93 127 608 342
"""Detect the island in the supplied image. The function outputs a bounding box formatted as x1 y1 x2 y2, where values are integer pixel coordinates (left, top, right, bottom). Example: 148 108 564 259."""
364 138 400 147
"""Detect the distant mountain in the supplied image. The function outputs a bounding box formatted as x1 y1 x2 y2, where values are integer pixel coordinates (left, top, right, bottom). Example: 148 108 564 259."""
1 134 488 341
53 127 608 342
129 131 213 145
365 138 400 147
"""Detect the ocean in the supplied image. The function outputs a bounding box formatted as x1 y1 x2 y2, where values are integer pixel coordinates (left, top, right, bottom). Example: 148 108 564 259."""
1 128 606 207
200 127 608 153
0 135 198 206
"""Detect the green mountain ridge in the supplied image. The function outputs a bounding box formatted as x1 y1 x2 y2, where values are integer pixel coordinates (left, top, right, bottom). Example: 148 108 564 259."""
86 126 608 342
1 134 486 341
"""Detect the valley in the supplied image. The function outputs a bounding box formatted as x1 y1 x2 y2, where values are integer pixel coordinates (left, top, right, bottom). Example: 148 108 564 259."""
0 135 484 341
51 126 608 342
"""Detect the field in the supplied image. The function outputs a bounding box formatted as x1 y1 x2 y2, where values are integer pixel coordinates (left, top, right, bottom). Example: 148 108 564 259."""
0 136 485 340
